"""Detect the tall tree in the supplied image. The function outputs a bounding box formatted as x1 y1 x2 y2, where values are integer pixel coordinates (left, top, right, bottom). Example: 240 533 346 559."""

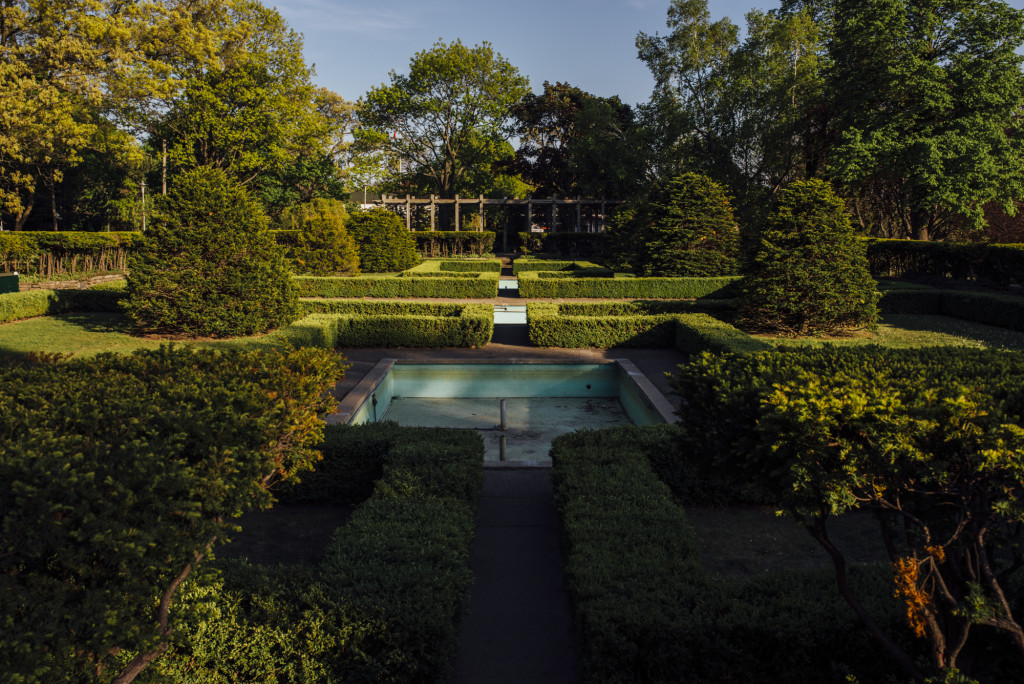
357 39 529 225
826 0 1024 240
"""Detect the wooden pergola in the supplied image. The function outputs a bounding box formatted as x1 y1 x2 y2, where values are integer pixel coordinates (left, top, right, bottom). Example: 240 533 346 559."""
376 195 623 248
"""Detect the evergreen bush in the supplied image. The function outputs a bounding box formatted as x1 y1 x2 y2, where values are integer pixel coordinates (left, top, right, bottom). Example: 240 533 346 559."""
124 167 299 337
640 173 741 277
346 208 420 273
739 179 878 334
284 199 360 276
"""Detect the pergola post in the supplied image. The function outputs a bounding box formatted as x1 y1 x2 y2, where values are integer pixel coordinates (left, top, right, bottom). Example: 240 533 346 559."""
454 194 460 231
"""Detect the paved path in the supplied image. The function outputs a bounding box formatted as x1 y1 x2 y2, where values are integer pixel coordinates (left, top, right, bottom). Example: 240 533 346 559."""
453 469 581 684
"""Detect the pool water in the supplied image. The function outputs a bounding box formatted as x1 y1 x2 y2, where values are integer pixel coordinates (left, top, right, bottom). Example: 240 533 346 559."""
346 362 670 464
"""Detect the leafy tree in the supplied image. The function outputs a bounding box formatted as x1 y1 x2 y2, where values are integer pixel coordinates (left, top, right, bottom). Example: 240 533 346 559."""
357 39 529 225
124 166 299 337
283 198 360 276
826 0 1024 240
346 208 419 273
0 346 347 683
739 179 877 334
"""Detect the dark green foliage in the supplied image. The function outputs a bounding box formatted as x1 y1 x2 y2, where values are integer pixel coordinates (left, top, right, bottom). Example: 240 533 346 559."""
0 346 347 682
0 288 125 324
877 284 1024 331
674 313 773 354
517 231 607 257
293 272 499 298
639 173 741 277
437 259 502 272
550 426 908 684
511 259 606 274
345 208 420 273
517 271 741 299
739 180 878 334
124 168 299 338
413 231 495 257
284 199 360 276
867 239 1024 286
140 423 484 683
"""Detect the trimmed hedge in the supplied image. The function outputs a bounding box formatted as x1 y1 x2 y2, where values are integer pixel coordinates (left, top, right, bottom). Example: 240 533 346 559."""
877 284 1024 330
413 231 495 257
147 423 484 683
290 302 494 348
292 272 499 298
437 259 502 273
0 231 137 278
550 426 906 684
518 271 742 299
527 302 767 352
0 288 125 324
866 239 1024 286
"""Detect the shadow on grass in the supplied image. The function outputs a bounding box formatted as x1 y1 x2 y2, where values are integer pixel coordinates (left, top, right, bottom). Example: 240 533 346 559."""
57 311 140 335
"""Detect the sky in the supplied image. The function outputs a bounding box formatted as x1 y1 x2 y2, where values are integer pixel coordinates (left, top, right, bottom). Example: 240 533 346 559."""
271 0 1024 109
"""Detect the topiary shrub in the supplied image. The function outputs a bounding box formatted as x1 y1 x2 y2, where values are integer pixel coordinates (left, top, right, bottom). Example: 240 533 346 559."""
282 199 360 276
346 208 420 273
639 173 741 277
124 167 299 337
739 179 879 334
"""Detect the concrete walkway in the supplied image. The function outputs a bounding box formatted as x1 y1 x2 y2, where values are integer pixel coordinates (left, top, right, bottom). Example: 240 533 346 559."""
453 469 581 684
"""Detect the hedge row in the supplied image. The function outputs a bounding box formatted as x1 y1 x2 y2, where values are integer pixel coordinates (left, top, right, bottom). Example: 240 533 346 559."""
865 239 1024 286
527 303 766 352
550 426 904 684
0 288 125 324
511 259 605 275
413 231 495 257
517 231 606 256
405 258 502 274
517 271 742 299
878 284 1024 331
148 423 485 683
0 231 137 278
286 303 494 348
292 271 499 298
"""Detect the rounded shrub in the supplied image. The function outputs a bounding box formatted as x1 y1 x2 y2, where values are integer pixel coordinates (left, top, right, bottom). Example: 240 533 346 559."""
639 172 740 277
346 208 420 273
124 167 299 337
282 199 360 276
739 179 879 334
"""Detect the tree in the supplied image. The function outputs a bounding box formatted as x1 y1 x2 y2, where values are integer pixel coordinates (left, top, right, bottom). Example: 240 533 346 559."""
346 208 419 273
283 198 360 276
739 179 878 334
357 39 529 226
124 166 299 337
0 346 347 683
640 172 740 277
826 0 1024 240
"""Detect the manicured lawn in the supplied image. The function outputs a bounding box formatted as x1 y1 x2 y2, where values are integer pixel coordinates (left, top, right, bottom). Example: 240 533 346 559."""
765 313 1024 350
0 312 295 359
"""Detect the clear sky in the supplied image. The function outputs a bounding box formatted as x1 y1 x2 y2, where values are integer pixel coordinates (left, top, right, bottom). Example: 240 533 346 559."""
271 0 1024 108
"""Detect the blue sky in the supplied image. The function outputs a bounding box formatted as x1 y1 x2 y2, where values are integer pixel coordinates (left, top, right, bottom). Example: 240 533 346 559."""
271 0 1024 108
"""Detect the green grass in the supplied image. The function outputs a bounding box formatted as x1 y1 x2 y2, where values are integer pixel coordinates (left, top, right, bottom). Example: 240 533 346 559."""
765 314 1024 351
0 312 303 359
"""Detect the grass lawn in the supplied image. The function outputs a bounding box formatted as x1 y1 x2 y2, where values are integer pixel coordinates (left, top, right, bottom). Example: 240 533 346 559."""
764 313 1024 350
0 312 297 360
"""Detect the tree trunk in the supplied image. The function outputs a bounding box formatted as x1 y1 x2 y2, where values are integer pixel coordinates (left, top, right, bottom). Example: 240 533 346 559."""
911 208 930 241
15 197 35 230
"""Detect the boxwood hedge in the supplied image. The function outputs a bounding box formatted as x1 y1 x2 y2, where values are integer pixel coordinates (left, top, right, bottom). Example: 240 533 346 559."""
551 426 912 684
290 302 494 348
0 287 125 324
517 271 742 299
878 283 1024 330
293 270 499 299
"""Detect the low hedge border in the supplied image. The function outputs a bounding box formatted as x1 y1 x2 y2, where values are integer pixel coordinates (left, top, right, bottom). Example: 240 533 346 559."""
878 284 1024 330
0 288 125 324
511 259 605 275
517 271 742 299
527 303 766 352
551 426 910 684
149 423 484 683
866 239 1024 286
287 302 494 348
292 271 499 298
406 258 502 274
